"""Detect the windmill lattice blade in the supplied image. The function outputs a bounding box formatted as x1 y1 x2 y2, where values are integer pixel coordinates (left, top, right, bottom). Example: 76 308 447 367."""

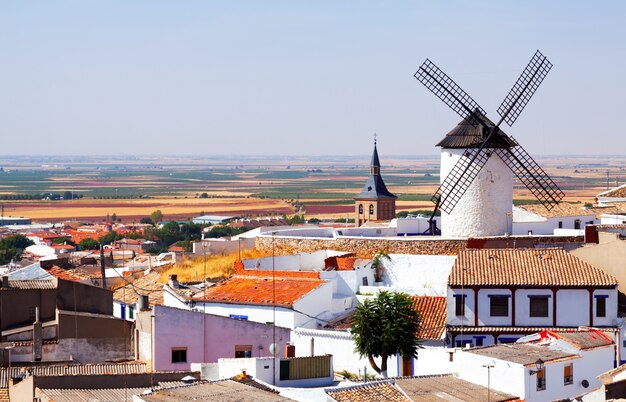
432 149 491 214
497 50 553 127
414 59 487 127
495 140 564 210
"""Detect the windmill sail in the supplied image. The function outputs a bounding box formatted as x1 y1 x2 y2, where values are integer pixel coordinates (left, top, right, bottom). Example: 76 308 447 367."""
414 59 487 127
495 140 565 209
497 50 553 127
433 148 492 214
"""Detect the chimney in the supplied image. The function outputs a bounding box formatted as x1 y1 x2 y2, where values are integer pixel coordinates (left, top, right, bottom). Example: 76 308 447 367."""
168 274 180 289
1 276 8 288
139 295 150 311
33 307 43 361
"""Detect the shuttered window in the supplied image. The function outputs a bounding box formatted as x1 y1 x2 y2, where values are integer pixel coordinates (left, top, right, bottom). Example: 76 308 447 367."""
529 296 549 317
489 295 509 317
564 364 573 385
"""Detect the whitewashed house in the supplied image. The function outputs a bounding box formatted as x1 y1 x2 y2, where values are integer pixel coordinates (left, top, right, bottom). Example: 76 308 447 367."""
455 329 615 402
292 295 451 378
163 270 335 329
597 184 626 206
447 248 618 347
512 203 597 236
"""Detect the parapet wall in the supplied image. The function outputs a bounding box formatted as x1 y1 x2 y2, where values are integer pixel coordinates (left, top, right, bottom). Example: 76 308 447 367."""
255 237 466 258
255 235 585 258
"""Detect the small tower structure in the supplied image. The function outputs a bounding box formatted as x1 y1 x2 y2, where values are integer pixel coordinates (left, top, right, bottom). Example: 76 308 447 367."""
354 139 397 227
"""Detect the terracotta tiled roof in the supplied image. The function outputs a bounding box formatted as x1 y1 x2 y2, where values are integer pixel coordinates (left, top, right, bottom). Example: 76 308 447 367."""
516 202 592 218
449 248 617 287
141 379 290 401
539 329 613 350
0 363 147 387
395 374 518 402
193 275 325 308
597 184 626 199
45 266 82 282
0 280 56 290
326 381 410 402
113 271 164 306
447 326 585 334
234 260 321 280
411 296 446 340
325 296 446 340
467 343 577 366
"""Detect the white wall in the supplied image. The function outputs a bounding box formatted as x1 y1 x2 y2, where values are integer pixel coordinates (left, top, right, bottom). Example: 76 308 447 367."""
455 350 526 399
556 289 590 326
515 289 553 327
193 302 296 329
293 282 335 327
447 288 475 326
592 289 618 326
440 148 513 238
477 289 512 326
382 254 456 295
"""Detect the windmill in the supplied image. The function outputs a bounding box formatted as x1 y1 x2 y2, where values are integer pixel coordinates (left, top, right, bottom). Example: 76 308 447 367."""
414 50 564 237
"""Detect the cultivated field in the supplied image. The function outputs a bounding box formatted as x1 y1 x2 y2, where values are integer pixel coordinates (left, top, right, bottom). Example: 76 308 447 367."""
0 155 624 222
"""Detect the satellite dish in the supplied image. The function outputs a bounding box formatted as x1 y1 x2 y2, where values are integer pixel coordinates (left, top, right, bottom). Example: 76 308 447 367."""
269 343 278 356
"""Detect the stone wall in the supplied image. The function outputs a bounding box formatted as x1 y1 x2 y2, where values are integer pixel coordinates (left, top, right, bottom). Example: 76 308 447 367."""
255 235 585 258
255 237 466 258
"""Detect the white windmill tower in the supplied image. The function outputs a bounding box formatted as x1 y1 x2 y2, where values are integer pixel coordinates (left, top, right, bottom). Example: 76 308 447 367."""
414 51 564 237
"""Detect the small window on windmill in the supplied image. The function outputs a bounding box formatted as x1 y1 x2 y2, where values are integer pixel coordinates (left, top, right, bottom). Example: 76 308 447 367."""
362 277 368 286
367 186 372 191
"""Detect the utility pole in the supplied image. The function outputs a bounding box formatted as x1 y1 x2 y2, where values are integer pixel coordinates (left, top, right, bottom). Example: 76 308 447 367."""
99 246 107 289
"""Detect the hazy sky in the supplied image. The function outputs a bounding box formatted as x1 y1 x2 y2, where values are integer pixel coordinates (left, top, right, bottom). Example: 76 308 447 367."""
1 1 625 156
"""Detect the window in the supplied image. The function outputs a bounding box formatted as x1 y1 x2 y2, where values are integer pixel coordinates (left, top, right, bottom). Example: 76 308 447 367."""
362 277 368 286
171 348 187 363
574 219 581 229
455 340 472 348
120 304 126 320
529 296 549 317
596 296 607 317
537 368 546 391
474 337 484 347
558 221 563 229
369 204 374 215
235 345 252 358
128 306 134 319
489 295 509 317
454 295 466 316
358 204 363 214
564 363 573 385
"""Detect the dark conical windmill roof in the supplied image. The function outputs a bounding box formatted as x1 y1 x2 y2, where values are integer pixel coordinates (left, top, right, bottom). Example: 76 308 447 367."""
355 143 397 200
436 112 518 149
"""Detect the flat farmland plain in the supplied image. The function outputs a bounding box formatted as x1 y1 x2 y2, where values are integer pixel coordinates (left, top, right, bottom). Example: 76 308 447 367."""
0 155 624 222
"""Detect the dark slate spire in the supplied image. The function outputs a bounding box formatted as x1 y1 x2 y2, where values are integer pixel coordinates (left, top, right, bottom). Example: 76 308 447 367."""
355 139 397 199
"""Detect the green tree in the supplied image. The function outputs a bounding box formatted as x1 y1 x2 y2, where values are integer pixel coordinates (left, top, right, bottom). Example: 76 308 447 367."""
351 291 421 377
139 217 154 225
0 235 34 264
98 231 120 245
199 192 209 198
110 213 117 222
79 238 100 250
151 210 163 223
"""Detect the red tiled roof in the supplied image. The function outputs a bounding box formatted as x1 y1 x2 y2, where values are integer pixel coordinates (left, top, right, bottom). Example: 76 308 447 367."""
449 248 618 287
325 296 446 340
537 329 613 350
326 381 411 402
233 260 321 279
411 296 446 340
45 266 82 282
193 275 325 308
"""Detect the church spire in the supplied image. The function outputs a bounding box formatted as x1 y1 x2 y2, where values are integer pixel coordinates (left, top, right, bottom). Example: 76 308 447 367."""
370 134 380 175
